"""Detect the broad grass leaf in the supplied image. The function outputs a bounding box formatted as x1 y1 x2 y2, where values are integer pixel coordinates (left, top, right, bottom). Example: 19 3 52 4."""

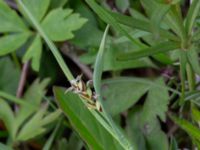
21 0 50 22
0 57 20 95
0 33 30 55
0 0 27 32
53 87 123 150
41 8 87 41
23 35 42 71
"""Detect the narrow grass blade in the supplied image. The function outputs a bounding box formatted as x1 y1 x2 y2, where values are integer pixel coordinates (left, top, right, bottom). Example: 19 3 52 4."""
185 0 200 35
93 25 134 150
85 0 144 48
179 50 187 105
170 115 200 140
43 119 62 150
118 41 179 61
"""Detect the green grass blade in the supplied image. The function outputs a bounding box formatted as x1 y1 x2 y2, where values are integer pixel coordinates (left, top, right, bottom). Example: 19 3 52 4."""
109 6 178 41
185 0 200 35
43 119 62 150
118 41 179 61
17 0 74 81
85 0 144 48
179 50 187 105
171 115 200 140
93 25 134 150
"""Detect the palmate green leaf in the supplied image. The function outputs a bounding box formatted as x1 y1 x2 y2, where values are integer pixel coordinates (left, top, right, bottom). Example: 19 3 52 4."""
0 33 30 56
17 105 48 141
17 105 61 141
185 0 200 35
102 78 149 115
127 107 168 150
20 0 50 22
23 35 42 71
41 8 87 41
71 1 104 48
118 41 179 61
0 0 27 32
0 99 15 140
171 115 200 141
102 77 171 117
17 0 74 80
53 87 123 150
50 0 68 9
142 78 169 121
15 78 50 129
0 57 20 95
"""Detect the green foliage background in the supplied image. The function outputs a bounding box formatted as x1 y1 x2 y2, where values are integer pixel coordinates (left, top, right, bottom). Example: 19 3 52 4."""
0 0 200 150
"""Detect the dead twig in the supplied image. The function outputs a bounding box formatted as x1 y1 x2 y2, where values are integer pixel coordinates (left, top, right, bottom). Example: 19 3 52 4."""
5 0 18 10
61 43 93 80
16 61 30 98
